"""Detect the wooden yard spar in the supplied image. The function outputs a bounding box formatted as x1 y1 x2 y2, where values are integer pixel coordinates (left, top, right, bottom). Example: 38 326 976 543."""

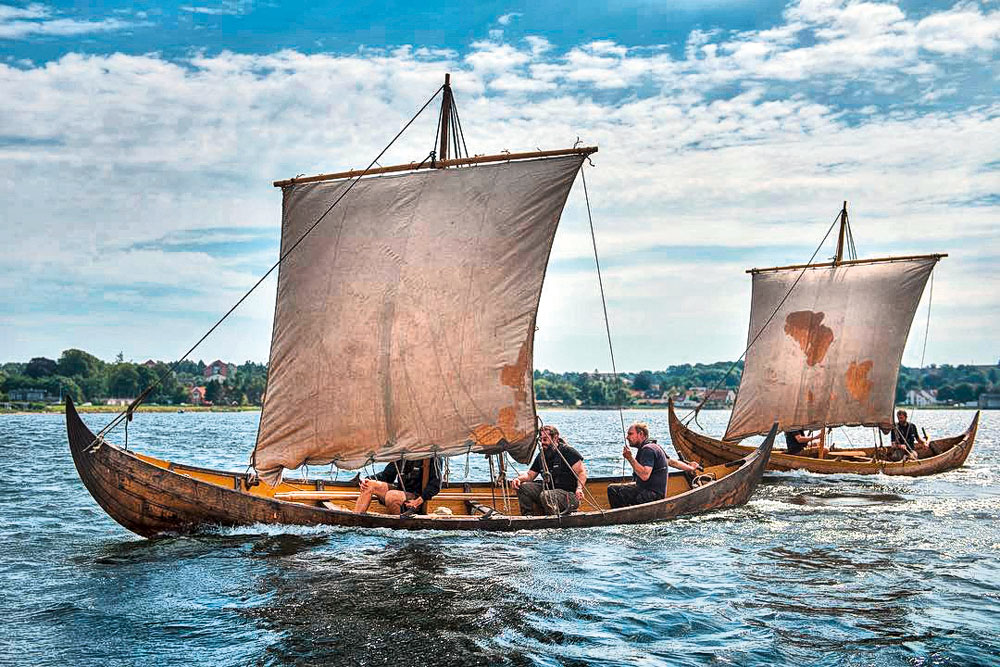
67 75 774 536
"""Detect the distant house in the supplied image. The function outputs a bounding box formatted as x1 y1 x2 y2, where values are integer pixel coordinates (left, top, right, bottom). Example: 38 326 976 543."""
672 390 699 408
979 393 1000 410
588 370 628 384
190 386 208 405
142 359 158 368
703 389 736 408
906 389 938 406
105 397 135 407
9 388 52 402
203 360 235 383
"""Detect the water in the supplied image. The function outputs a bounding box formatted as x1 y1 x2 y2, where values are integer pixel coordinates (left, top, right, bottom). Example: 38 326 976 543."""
1 409 997 666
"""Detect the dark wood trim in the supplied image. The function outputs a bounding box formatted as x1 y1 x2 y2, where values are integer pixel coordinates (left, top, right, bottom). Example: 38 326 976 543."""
747 253 947 274
272 146 598 187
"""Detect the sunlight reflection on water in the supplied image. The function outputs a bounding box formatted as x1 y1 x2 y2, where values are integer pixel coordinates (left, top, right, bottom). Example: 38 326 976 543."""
0 409 996 665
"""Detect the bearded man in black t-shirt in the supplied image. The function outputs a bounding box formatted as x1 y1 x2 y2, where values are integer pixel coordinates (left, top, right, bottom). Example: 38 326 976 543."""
511 425 587 515
880 409 928 461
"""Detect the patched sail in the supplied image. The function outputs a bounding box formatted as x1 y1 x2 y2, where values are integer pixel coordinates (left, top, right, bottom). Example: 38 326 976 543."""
254 154 586 483
724 257 939 441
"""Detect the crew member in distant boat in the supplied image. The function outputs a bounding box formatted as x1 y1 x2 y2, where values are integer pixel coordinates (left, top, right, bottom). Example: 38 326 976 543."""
511 425 587 515
880 410 928 461
784 429 820 455
607 422 701 508
354 457 442 515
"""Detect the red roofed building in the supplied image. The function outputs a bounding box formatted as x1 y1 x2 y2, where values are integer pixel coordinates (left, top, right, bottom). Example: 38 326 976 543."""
190 386 208 405
203 360 234 383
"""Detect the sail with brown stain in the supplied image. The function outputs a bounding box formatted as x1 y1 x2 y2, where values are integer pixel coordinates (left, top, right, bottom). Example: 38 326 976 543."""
724 257 938 441
783 311 834 366
253 154 587 484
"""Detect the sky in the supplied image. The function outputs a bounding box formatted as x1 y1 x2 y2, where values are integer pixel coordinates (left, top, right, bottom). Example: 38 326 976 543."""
1 0 997 372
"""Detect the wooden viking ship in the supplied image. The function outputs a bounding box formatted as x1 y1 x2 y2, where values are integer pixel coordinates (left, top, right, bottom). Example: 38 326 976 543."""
669 205 979 476
66 75 774 537
67 396 774 536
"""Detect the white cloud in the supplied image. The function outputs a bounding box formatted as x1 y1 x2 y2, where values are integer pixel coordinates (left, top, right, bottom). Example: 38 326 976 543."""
524 35 551 56
0 3 47 20
497 12 521 26
0 2 138 39
916 6 1000 54
179 1 256 16
1 0 998 367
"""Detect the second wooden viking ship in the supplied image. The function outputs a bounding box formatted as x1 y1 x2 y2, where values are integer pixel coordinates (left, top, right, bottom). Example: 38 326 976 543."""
669 205 979 476
66 75 775 537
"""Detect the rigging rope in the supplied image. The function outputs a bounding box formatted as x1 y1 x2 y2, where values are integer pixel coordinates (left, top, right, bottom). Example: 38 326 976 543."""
450 97 469 159
682 207 844 426
578 156 628 472
89 84 447 447
910 270 935 425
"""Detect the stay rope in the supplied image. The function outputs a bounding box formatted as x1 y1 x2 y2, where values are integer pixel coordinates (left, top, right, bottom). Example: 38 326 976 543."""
89 84 447 447
578 156 629 479
681 208 844 427
909 270 935 426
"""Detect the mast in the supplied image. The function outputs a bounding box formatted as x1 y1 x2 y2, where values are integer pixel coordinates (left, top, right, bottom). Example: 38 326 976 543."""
438 73 452 164
834 201 848 265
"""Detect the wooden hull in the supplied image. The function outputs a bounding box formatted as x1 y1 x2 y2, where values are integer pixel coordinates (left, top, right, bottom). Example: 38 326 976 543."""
66 397 773 538
668 401 978 477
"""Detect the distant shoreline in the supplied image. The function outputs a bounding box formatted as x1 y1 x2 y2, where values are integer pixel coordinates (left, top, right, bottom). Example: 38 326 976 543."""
0 404 983 416
0 405 260 415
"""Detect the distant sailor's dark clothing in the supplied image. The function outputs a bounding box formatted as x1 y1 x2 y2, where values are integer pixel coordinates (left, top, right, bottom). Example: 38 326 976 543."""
370 458 442 502
785 430 807 455
529 443 584 493
889 422 920 450
633 440 668 495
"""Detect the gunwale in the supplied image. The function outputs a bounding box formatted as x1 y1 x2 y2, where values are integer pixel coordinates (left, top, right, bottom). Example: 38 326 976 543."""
668 400 978 477
67 396 774 538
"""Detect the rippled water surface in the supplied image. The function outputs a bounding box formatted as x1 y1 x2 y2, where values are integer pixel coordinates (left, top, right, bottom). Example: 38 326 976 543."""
1 409 997 666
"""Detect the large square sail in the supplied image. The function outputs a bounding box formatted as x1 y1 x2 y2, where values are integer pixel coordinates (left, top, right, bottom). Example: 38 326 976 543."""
254 154 585 483
724 256 938 441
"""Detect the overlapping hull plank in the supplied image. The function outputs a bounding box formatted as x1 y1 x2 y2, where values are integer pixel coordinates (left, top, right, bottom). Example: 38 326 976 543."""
67 397 774 537
668 401 977 477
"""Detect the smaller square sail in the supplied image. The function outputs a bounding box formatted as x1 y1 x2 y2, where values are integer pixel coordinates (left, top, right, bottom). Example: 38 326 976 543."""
724 256 939 441
254 154 586 484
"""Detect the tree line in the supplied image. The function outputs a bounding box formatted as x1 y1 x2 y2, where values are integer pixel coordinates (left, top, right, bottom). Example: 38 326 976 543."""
0 349 267 407
533 361 742 406
2 350 996 408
